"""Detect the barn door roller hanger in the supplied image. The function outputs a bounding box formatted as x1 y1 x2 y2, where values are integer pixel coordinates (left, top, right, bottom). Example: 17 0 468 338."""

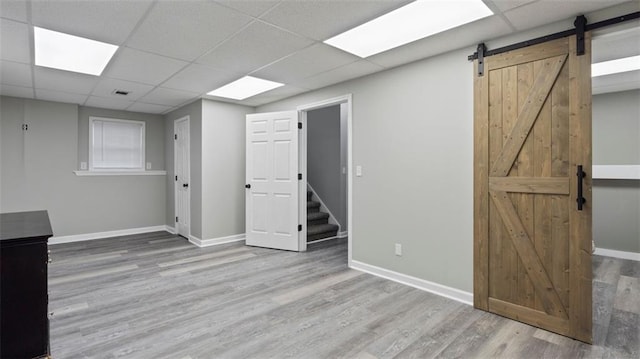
469 11 640 76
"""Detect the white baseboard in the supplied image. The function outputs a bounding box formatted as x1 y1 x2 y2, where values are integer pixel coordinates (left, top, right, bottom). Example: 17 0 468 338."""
50 225 171 245
594 247 640 261
165 226 176 234
350 260 473 306
337 231 348 238
189 233 245 248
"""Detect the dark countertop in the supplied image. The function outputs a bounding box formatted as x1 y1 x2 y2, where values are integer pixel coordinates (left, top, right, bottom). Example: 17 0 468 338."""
0 210 53 243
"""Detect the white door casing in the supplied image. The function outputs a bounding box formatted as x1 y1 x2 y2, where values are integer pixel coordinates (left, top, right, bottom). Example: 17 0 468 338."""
245 111 300 251
174 116 190 238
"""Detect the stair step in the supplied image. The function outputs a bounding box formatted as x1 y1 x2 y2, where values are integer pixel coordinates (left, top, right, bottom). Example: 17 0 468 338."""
307 223 339 236
307 222 339 242
307 212 329 221
307 201 321 213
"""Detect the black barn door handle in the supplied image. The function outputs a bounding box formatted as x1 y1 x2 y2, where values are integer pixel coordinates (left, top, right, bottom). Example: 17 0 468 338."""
576 165 586 210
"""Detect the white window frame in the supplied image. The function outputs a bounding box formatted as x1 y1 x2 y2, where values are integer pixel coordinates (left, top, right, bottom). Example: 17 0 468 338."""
89 116 146 172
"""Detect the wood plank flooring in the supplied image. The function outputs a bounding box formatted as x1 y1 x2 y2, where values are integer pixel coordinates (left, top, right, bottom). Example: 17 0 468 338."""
48 232 639 358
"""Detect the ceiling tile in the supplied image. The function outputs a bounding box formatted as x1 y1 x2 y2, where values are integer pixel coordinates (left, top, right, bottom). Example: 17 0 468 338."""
34 67 99 94
241 85 308 107
126 1 253 61
503 0 630 31
215 0 280 17
162 64 240 94
489 0 539 12
139 87 199 107
261 0 412 41
0 19 30 63
92 78 154 101
293 60 385 90
0 84 33 98
253 43 360 84
1 60 32 87
84 96 133 110
36 88 87 105
127 102 174 114
31 0 152 45
197 21 313 74
104 48 188 86
0 0 28 22
368 16 512 69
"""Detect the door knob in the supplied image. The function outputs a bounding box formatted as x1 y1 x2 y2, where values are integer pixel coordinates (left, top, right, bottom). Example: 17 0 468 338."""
183 183 189 188
245 184 251 189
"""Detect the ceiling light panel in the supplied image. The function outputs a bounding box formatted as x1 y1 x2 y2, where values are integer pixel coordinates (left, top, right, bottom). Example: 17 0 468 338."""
207 76 284 100
324 0 493 58
592 55 640 77
34 26 118 76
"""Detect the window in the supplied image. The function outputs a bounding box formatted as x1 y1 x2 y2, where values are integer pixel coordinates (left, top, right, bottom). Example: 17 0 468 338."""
89 117 145 171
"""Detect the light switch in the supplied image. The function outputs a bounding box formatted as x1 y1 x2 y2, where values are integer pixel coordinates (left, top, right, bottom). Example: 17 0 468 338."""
356 165 362 177
80 162 87 170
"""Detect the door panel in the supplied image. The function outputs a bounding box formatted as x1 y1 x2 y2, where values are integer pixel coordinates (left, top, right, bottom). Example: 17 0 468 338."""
246 111 300 251
174 117 190 238
474 35 592 343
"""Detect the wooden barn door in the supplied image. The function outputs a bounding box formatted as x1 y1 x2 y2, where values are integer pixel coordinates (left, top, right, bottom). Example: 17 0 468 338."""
474 35 592 343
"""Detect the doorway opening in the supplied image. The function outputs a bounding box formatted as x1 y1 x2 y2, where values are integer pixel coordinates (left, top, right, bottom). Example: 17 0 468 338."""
298 95 352 264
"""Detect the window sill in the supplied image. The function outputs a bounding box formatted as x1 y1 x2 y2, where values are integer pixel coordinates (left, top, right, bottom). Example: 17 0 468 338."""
592 165 640 180
74 170 167 176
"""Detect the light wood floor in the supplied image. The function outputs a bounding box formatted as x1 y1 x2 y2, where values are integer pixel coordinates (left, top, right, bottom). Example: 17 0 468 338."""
48 232 639 358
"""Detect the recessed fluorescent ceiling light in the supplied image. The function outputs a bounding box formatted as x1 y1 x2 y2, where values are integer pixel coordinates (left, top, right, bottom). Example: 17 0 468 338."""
592 55 640 77
34 26 118 76
207 76 284 100
324 0 493 58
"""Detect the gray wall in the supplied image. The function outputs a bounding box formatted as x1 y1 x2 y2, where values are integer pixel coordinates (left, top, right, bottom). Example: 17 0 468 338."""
307 105 346 228
165 100 202 238
201 99 253 240
78 107 165 171
0 96 166 236
165 99 253 240
592 89 640 253
257 47 475 292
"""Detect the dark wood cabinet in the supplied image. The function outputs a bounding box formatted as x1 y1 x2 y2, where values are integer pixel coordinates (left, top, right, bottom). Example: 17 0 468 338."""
1 211 53 359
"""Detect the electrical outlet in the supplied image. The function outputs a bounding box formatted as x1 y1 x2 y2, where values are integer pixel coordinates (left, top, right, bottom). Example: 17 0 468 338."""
395 243 402 256
80 162 87 170
356 165 363 177
146 162 152 170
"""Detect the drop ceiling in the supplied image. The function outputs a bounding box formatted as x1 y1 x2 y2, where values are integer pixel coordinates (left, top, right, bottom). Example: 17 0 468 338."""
0 0 637 114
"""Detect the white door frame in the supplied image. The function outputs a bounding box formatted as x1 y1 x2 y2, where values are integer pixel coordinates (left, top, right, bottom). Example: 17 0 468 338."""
174 115 190 238
297 94 353 265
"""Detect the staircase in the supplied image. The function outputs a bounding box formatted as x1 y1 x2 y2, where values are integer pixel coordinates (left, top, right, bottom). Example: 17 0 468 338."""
307 190 339 242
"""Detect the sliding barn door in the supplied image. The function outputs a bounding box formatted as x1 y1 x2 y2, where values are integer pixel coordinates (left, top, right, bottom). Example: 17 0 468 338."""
474 35 592 343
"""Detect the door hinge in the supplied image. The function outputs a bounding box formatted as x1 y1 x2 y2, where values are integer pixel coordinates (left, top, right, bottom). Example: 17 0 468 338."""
174 134 178 140
298 122 302 130
298 173 302 180
176 216 178 222
175 175 178 181
298 224 302 232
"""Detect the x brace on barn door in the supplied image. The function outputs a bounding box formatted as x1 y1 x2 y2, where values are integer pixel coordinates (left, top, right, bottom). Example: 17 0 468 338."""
469 12 640 76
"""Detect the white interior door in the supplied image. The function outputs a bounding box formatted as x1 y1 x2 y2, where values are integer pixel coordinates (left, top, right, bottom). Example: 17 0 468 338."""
174 116 190 238
246 111 300 251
